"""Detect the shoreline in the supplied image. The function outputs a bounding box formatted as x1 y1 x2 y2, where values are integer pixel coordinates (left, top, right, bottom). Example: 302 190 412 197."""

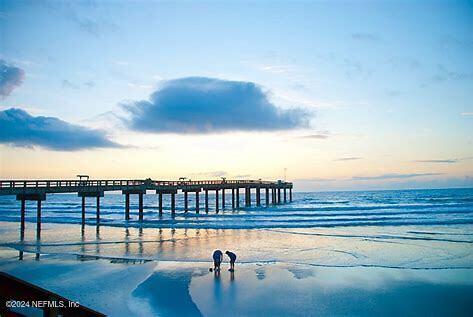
1 221 472 270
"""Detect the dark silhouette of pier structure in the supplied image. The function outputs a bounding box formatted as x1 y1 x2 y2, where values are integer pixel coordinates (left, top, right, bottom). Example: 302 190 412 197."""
0 178 293 240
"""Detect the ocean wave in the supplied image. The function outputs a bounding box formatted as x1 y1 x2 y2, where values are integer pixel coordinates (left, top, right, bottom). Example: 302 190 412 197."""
1 189 472 230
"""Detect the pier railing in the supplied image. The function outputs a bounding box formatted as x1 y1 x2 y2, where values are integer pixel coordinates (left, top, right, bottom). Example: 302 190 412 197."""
0 179 144 189
0 179 279 190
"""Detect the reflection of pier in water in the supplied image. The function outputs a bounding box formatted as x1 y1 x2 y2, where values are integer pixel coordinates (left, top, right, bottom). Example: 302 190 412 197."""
15 224 260 263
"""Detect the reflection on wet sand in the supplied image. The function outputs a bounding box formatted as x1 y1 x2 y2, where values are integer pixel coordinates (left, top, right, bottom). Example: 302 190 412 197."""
9 221 473 274
15 224 250 266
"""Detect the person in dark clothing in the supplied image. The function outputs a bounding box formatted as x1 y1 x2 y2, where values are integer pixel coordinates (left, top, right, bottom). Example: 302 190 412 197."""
225 250 237 271
212 250 223 271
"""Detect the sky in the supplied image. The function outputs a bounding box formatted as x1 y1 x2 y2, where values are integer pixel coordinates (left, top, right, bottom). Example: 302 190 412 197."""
0 0 472 191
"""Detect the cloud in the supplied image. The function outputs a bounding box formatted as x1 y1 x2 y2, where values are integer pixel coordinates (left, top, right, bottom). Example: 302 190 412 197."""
351 33 382 42
351 173 442 181
0 108 122 151
84 81 95 88
62 80 95 89
45 1 117 37
62 79 79 89
296 177 335 182
386 56 421 71
413 159 457 164
123 77 311 134
298 133 329 140
439 35 473 50
0 60 25 97
335 157 363 161
413 157 473 164
461 112 473 116
259 65 292 74
343 58 371 80
189 171 253 179
429 65 473 84
234 174 252 179
190 171 228 178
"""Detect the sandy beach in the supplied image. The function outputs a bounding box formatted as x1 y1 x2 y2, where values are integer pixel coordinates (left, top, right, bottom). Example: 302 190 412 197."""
1 216 473 316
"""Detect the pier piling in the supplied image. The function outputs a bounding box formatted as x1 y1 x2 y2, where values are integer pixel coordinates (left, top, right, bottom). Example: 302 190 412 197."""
20 199 25 240
36 200 41 240
138 193 144 221
265 187 269 207
222 189 225 210
125 193 130 220
158 193 163 216
82 196 86 225
245 187 251 207
171 193 176 216
236 188 240 209
232 188 235 210
184 191 188 213
96 196 100 223
256 187 261 206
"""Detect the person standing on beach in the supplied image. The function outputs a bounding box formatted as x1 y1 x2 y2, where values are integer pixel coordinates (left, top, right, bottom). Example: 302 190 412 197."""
213 249 223 271
225 250 237 271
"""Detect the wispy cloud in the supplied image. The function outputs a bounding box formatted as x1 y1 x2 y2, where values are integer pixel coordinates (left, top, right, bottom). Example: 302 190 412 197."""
0 60 25 98
439 35 473 50
297 133 329 140
386 56 421 71
413 157 473 164
429 65 473 84
62 79 79 89
259 65 292 74
0 108 122 151
351 173 442 181
335 157 363 161
190 171 228 178
84 81 95 88
413 159 457 164
123 77 311 134
296 177 335 182
45 1 117 37
461 112 473 116
62 79 95 89
234 174 252 179
351 33 382 42
343 57 372 80
127 82 153 89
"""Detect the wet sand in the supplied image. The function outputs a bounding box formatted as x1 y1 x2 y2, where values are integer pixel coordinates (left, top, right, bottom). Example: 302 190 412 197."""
1 221 473 316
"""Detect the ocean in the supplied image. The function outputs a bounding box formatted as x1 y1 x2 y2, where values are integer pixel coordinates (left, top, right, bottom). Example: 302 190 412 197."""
1 188 472 316
0 188 472 229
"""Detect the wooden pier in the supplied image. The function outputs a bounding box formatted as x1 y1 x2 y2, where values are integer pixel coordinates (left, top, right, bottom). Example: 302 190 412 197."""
0 178 293 237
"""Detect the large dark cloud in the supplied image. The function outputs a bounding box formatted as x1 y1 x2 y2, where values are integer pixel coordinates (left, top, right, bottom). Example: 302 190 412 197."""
0 108 122 151
123 77 311 133
0 60 25 97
